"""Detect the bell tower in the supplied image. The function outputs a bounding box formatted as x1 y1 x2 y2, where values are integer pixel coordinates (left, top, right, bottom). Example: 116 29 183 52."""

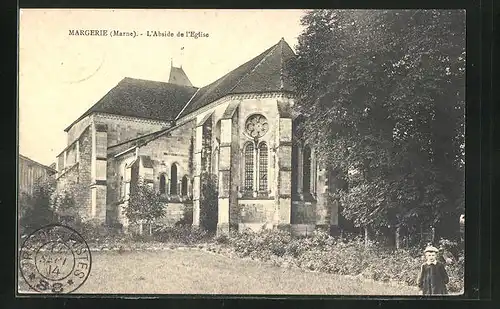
168 58 193 87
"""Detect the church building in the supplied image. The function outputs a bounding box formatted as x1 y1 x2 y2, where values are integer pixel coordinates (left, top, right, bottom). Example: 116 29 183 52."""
55 38 339 236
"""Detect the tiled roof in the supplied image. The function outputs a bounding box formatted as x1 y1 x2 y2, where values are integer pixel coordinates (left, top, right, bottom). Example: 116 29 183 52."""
65 38 295 132
176 38 296 119
65 78 198 131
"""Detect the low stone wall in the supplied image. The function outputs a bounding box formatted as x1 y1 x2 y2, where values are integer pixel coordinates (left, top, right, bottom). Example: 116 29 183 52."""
290 224 316 237
238 199 275 225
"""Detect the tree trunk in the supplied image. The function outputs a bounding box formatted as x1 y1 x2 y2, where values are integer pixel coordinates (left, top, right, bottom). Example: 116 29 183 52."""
139 222 143 235
149 222 153 235
364 226 369 248
395 226 401 250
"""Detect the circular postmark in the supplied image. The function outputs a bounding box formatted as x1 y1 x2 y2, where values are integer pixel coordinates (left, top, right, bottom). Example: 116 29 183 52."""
19 224 92 294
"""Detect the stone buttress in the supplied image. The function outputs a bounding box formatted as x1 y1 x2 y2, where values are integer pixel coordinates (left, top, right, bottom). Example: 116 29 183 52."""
90 123 108 222
217 101 240 235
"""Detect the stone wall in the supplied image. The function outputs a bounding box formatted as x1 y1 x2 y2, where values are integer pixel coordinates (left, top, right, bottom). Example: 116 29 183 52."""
60 113 169 223
136 120 196 193
291 201 317 224
238 199 276 232
106 121 196 228
238 96 280 198
94 113 170 147
156 202 193 226
56 126 93 220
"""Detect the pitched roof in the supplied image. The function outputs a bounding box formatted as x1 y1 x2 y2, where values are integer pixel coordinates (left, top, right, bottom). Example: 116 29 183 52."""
65 78 198 131
176 38 296 119
168 66 193 87
19 154 57 174
65 38 295 132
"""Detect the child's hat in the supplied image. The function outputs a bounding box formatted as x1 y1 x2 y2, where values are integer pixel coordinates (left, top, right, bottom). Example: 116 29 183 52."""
424 245 439 253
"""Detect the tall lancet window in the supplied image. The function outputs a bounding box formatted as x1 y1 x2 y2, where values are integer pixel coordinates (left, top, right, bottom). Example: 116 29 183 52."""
303 146 312 194
244 143 254 191
258 142 268 192
159 174 167 194
170 163 178 195
181 175 188 196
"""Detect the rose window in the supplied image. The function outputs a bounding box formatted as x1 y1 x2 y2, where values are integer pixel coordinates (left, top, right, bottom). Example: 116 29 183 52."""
245 114 269 138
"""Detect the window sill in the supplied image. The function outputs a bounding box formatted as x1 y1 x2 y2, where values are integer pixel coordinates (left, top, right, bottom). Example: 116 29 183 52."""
291 192 317 202
239 191 273 200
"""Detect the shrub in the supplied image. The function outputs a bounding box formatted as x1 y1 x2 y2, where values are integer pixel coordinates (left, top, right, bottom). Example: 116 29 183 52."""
152 225 210 245
217 228 464 293
438 237 462 260
18 179 58 236
215 234 229 244
58 218 126 245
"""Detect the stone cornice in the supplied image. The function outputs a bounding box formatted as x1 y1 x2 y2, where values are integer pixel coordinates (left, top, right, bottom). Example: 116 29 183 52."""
176 91 296 126
94 112 171 126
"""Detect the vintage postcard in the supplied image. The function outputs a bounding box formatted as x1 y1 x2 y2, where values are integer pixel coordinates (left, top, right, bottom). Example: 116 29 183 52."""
17 9 466 295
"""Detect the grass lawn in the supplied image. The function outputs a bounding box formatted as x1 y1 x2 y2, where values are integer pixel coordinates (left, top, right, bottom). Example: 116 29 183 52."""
19 248 421 295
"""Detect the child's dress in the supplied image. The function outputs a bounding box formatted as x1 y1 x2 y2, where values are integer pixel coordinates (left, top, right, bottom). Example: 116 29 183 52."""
417 261 449 295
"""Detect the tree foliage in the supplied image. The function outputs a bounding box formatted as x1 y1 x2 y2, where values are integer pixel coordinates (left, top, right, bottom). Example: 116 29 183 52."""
124 180 166 234
19 178 86 235
290 10 465 236
52 188 77 221
18 178 58 235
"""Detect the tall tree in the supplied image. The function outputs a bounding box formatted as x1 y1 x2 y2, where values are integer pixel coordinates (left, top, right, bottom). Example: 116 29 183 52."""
289 9 465 241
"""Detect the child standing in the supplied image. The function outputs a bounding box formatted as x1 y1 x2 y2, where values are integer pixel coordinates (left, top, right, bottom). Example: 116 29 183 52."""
417 245 450 295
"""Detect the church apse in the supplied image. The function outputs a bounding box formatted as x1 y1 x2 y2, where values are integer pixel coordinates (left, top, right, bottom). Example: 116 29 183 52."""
53 38 340 237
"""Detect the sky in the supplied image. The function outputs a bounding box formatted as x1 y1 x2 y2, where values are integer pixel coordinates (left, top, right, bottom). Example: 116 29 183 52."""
19 9 307 166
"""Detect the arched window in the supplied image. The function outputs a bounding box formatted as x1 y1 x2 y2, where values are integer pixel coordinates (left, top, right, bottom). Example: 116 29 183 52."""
244 143 254 191
159 174 166 194
303 146 312 193
181 175 188 196
170 164 178 195
258 143 268 191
